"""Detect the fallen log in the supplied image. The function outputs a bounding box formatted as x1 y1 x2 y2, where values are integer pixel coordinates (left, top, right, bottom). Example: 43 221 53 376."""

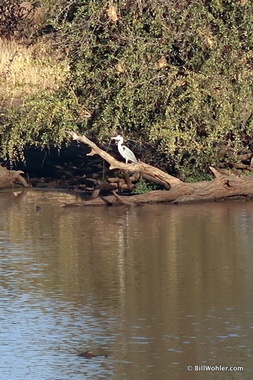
0 166 29 189
65 132 253 206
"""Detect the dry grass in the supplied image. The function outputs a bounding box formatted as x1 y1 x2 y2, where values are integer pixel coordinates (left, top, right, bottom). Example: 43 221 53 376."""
0 37 69 108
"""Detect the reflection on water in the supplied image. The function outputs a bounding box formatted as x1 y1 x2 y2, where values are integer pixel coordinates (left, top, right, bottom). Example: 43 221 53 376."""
0 190 253 379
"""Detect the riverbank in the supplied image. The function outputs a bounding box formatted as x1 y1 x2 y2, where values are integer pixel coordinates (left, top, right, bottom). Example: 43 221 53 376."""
0 1 252 181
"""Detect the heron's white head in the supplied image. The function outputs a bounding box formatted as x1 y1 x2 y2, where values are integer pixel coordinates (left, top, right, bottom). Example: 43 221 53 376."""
111 135 123 143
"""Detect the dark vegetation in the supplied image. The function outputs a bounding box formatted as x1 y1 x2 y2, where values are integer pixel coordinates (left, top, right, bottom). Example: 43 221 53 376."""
0 0 37 39
0 0 253 181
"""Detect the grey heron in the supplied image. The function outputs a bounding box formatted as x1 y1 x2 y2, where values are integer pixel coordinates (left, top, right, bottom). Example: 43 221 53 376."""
111 135 137 164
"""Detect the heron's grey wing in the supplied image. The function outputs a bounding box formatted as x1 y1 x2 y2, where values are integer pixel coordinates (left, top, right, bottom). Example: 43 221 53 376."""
122 146 137 163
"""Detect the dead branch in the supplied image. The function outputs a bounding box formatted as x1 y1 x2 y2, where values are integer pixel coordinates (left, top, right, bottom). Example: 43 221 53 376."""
67 132 253 206
69 131 182 187
0 166 29 189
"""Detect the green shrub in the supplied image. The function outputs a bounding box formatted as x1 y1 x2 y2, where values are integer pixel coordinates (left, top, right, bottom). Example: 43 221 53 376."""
0 91 79 159
1 0 253 178
56 0 253 175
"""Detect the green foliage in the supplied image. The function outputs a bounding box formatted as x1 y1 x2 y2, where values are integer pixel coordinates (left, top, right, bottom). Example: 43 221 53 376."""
0 91 80 159
1 0 253 178
184 171 213 183
134 177 155 193
55 0 253 175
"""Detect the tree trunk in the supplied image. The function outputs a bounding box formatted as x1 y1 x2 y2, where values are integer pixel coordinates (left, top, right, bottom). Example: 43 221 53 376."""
65 132 253 206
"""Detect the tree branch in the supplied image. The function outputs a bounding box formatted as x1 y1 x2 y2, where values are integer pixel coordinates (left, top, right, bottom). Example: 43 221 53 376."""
66 132 253 206
69 131 182 187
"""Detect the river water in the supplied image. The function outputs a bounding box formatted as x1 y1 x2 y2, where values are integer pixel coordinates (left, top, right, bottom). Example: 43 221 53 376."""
0 190 253 379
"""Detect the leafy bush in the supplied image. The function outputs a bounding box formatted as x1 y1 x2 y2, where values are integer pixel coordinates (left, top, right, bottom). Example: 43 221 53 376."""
1 0 253 177
54 0 253 175
0 91 78 159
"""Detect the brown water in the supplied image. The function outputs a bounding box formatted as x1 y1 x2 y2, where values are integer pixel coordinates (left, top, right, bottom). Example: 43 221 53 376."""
0 190 253 379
